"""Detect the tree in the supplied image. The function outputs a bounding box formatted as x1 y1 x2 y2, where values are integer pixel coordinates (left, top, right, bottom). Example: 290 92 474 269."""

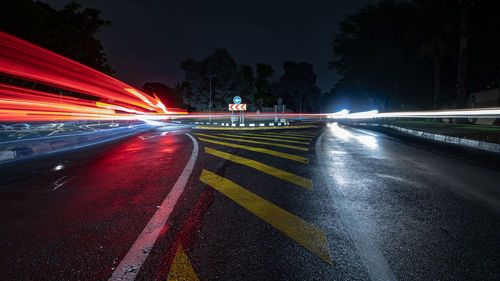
234 64 256 110
0 0 113 75
330 0 433 111
274 62 321 113
180 49 246 111
330 0 500 112
176 82 195 111
467 0 500 94
255 63 274 108
456 0 473 109
414 0 458 109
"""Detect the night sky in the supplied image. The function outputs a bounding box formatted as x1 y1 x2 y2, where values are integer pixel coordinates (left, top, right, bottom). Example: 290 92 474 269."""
42 0 376 92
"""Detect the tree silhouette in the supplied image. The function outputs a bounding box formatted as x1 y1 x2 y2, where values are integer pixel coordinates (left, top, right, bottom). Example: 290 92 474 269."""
0 0 113 75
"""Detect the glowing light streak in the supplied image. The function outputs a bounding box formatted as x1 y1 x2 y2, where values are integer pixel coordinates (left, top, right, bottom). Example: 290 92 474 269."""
0 31 173 122
0 99 115 115
342 110 379 119
326 109 349 118
331 108 500 119
95 102 146 115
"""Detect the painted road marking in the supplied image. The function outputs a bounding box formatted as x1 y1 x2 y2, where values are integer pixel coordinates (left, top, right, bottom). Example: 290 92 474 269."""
240 133 313 141
273 132 317 137
139 135 158 140
194 133 308 151
250 133 313 140
52 176 71 191
196 137 308 163
315 133 397 280
195 125 314 130
216 133 310 145
277 130 317 134
167 245 199 281
109 133 199 281
199 169 332 263
285 131 317 134
205 147 312 190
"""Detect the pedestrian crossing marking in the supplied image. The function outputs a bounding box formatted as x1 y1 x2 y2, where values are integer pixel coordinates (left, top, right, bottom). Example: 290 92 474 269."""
167 245 200 281
196 137 309 163
193 133 308 151
204 147 312 190
199 169 332 264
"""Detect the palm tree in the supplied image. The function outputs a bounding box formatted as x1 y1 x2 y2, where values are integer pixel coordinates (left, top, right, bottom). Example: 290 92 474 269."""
456 0 474 109
415 0 456 109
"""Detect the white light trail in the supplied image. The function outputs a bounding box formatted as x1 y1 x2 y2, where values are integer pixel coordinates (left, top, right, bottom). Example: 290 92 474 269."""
329 107 500 119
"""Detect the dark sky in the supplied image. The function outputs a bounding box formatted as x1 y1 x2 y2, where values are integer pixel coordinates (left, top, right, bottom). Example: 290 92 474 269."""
42 0 376 92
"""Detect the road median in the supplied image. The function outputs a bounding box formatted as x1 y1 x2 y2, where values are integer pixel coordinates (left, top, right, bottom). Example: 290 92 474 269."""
193 120 320 130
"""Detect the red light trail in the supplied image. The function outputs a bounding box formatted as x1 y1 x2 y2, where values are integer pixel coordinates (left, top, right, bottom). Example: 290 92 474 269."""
0 31 183 122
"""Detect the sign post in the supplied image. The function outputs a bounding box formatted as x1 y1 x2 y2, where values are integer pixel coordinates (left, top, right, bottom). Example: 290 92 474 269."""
229 96 246 123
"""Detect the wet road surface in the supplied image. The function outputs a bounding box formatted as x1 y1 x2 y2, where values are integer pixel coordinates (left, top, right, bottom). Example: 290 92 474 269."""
1 124 499 280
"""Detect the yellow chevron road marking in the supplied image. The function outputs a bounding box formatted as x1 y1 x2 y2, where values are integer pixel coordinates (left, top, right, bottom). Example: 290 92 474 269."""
196 137 309 163
236 132 313 141
216 133 310 145
193 133 308 151
199 170 332 264
167 245 199 281
265 132 317 137
204 147 312 190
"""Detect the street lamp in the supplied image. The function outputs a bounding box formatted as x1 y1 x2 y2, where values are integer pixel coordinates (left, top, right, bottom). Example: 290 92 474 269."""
299 90 303 120
209 73 212 122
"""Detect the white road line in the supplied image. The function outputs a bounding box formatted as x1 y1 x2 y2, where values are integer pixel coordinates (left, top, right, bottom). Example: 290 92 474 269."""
315 133 397 281
109 133 199 281
52 176 70 191
139 135 158 140
352 128 379 137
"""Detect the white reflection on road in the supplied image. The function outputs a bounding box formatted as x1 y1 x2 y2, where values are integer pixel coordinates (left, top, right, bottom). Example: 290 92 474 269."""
328 122 378 149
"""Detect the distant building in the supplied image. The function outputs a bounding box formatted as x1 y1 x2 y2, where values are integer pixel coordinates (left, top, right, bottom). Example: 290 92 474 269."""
468 88 500 125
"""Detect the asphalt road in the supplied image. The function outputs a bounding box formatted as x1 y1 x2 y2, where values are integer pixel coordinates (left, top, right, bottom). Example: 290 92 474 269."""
1 123 499 280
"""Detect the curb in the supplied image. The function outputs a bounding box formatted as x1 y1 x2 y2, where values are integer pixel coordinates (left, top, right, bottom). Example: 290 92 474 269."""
347 122 500 153
0 124 152 163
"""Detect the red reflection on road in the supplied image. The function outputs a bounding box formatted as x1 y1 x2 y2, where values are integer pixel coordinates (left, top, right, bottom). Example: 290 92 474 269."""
0 132 191 280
